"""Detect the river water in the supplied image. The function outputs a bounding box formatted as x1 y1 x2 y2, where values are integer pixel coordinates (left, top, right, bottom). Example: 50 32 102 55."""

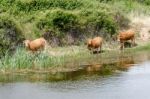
0 51 150 99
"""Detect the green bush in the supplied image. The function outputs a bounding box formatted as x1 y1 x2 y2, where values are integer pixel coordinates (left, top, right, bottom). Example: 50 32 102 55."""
80 10 118 36
37 9 78 31
143 0 150 5
0 16 25 57
1 0 143 48
113 11 130 29
36 8 121 44
135 0 150 5
16 0 83 12
97 0 115 3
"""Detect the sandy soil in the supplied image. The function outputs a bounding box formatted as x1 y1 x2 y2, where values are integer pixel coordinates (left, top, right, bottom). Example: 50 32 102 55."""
130 15 150 41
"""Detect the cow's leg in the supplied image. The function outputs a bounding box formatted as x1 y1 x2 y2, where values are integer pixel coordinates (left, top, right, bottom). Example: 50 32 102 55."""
96 49 98 54
92 48 98 54
90 48 94 54
120 42 124 50
95 48 99 54
97 47 100 53
92 48 95 54
123 42 125 49
99 45 102 53
131 37 135 47
99 46 102 53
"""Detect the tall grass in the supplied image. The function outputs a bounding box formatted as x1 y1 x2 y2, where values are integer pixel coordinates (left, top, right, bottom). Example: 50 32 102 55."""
0 47 91 71
0 41 150 73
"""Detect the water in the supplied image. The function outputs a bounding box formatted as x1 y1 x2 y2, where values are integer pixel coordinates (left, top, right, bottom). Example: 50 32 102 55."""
0 51 150 99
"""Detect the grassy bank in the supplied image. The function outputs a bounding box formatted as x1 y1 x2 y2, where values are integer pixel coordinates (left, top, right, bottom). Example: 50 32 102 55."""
0 0 136 56
0 41 150 74
0 46 91 72
1 0 150 56
1 0 150 73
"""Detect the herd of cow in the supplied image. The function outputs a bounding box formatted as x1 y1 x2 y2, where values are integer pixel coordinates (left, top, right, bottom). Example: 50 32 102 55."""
23 29 135 53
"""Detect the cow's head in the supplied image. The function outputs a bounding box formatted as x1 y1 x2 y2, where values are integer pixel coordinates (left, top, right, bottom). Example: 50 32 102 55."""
87 39 92 50
23 40 31 48
117 35 120 42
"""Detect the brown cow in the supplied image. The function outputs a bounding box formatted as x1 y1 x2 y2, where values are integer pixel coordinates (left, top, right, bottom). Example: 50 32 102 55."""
87 36 103 53
117 29 135 50
23 37 47 52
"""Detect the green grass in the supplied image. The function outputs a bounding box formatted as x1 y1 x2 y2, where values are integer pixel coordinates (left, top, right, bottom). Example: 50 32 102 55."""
0 0 129 39
0 46 91 72
0 0 131 56
1 0 150 72
0 41 150 73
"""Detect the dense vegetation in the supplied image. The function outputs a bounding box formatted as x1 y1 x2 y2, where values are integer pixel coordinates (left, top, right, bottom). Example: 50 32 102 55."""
0 0 150 69
0 0 131 48
0 15 24 57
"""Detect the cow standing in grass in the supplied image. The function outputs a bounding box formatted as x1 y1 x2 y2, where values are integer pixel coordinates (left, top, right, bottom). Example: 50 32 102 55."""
117 29 135 50
23 37 47 52
87 36 103 54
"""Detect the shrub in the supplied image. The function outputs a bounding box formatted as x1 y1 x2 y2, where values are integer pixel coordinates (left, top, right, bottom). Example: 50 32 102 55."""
16 0 83 12
0 16 25 57
36 9 80 45
79 9 118 37
135 0 150 5
37 9 78 31
113 11 130 29
97 0 115 3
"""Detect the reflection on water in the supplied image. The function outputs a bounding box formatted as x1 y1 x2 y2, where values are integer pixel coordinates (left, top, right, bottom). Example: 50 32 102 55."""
0 51 150 99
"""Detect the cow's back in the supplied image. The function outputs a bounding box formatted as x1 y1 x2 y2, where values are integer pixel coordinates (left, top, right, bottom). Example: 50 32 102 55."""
91 37 103 48
29 38 46 50
119 30 135 41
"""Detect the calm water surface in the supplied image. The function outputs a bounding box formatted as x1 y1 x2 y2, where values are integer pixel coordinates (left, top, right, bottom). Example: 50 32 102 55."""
0 51 150 99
